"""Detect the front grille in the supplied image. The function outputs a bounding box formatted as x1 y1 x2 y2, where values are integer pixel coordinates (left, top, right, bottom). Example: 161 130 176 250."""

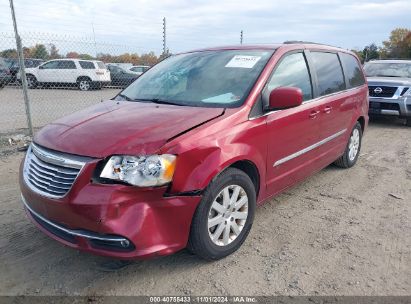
23 144 90 198
369 86 398 98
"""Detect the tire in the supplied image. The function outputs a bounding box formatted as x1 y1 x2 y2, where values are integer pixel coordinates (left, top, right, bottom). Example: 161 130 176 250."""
26 75 38 89
77 77 91 91
406 118 411 127
188 168 256 260
334 121 362 168
0 82 5 89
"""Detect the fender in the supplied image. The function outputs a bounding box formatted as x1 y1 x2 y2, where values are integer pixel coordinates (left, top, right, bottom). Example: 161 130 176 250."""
163 116 268 201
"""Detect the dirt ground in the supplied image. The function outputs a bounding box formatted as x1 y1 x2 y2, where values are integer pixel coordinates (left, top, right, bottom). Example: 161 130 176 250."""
0 117 410 296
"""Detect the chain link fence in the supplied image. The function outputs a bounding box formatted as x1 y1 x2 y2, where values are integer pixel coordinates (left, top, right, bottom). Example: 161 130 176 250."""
0 32 163 135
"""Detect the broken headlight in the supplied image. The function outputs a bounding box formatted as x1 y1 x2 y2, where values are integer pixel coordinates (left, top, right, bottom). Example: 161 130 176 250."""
100 155 176 187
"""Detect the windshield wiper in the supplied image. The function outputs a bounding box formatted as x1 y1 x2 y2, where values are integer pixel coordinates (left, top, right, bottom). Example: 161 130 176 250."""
137 98 184 106
374 74 400 78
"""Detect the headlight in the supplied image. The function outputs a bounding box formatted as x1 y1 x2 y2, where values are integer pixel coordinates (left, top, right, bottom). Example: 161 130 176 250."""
100 155 176 187
404 88 411 96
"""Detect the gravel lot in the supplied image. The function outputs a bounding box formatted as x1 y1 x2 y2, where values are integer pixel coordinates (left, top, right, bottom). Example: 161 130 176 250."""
0 109 410 295
0 86 120 133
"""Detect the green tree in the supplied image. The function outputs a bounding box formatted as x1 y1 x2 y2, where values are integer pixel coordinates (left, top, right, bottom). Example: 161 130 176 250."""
31 44 49 60
382 28 411 58
49 44 60 59
78 53 94 60
362 43 380 62
0 49 17 58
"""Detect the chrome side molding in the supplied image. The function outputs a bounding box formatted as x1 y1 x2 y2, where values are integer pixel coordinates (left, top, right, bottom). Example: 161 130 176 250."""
273 129 347 167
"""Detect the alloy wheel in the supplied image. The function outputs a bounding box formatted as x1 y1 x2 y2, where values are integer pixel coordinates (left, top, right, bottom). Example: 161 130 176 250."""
208 185 249 246
348 128 360 161
79 80 90 91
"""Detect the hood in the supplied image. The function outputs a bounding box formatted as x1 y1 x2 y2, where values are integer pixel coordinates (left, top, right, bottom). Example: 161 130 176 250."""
367 77 411 87
35 100 224 158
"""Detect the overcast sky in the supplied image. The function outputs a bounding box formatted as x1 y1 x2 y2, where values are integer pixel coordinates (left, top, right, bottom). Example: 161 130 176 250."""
0 0 410 55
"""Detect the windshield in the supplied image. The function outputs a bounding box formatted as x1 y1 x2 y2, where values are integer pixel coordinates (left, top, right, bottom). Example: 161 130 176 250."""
364 62 411 78
119 50 274 107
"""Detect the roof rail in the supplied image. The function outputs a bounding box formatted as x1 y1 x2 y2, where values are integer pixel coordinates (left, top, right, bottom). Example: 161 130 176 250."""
283 40 339 48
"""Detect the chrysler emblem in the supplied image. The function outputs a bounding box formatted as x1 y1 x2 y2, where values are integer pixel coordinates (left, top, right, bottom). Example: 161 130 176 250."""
374 87 383 94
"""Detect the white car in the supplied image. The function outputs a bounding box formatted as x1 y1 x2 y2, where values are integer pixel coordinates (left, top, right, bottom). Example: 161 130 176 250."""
128 65 150 76
18 59 111 91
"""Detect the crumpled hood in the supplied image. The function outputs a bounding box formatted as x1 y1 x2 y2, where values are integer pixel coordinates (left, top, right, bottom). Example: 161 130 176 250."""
367 77 411 87
35 100 224 158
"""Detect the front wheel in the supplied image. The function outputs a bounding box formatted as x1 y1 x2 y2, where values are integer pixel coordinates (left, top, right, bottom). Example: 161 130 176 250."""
406 118 411 127
26 75 38 89
188 168 256 260
334 121 362 168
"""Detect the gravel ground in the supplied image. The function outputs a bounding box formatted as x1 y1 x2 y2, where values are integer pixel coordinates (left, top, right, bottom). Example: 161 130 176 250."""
0 117 410 296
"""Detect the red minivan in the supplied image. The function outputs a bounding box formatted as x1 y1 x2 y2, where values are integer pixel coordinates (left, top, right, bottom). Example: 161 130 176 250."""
19 43 369 260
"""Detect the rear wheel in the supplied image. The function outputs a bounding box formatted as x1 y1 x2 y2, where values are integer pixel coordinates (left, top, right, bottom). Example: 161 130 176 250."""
26 75 38 89
77 77 91 91
334 121 362 168
188 168 256 260
406 118 411 127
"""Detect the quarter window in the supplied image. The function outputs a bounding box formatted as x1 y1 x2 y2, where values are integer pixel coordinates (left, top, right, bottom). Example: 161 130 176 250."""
266 52 313 101
310 52 345 96
339 53 365 88
79 61 95 69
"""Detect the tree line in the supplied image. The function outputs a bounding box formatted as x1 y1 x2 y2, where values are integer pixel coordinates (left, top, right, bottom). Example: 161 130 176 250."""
351 28 411 62
0 43 167 66
1 27 410 65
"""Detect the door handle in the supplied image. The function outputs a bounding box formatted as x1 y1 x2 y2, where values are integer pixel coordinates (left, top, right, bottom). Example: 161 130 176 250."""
309 110 320 119
323 106 332 114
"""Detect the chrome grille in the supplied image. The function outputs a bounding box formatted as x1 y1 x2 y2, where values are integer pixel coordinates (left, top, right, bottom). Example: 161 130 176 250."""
23 143 91 198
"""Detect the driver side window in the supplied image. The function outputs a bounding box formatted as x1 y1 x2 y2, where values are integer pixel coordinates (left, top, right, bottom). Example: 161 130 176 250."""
41 61 60 69
265 52 313 102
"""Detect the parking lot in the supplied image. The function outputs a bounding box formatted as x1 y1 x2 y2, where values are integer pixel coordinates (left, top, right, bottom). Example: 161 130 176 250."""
0 87 120 133
0 99 409 296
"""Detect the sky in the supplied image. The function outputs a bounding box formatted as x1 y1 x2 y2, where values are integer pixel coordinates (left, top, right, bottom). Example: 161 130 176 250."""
0 0 410 56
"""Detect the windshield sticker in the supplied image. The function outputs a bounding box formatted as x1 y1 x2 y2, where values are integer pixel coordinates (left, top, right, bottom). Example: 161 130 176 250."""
202 93 240 103
225 55 261 69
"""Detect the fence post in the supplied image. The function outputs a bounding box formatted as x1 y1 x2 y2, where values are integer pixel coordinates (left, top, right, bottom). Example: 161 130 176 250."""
9 0 34 137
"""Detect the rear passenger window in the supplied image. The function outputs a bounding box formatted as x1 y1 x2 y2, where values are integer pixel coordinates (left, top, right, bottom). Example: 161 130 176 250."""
79 61 95 69
339 53 365 88
58 61 76 69
310 52 345 96
266 52 313 101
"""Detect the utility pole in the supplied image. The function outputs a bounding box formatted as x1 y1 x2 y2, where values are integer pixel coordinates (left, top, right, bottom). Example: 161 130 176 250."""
92 21 97 58
9 0 33 137
162 17 167 55
240 30 243 45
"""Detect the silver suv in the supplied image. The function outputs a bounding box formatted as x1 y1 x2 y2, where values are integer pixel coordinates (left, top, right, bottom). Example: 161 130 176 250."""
364 60 411 126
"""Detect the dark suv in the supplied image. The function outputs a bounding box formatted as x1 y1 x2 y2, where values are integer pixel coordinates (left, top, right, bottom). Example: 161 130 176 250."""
364 60 411 126
7 58 44 83
0 58 13 88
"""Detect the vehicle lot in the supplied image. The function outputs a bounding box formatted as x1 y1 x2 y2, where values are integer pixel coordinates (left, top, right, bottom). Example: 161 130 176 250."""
0 118 409 296
0 87 120 133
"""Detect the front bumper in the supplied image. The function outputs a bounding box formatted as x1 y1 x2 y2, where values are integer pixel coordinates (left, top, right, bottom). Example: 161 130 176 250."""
19 160 202 259
369 96 411 118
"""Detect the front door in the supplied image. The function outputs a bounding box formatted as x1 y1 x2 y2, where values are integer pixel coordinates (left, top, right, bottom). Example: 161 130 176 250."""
264 51 322 196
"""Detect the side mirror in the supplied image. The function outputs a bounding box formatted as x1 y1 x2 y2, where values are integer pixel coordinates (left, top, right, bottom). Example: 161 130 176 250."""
267 87 303 110
39 65 44 69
